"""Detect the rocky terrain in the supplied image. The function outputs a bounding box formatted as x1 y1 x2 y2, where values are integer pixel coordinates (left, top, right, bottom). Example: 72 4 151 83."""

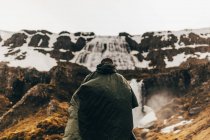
0 28 209 139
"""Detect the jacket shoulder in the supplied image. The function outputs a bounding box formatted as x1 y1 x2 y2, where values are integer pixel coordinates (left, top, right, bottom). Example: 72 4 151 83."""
115 73 130 85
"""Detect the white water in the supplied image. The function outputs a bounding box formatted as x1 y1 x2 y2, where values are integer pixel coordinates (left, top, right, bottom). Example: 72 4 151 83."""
70 36 136 71
130 79 143 128
130 79 157 128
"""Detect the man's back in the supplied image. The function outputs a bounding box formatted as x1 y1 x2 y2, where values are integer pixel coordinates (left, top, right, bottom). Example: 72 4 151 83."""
77 62 138 140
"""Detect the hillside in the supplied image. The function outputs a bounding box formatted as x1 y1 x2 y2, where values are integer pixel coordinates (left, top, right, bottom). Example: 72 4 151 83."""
0 28 209 139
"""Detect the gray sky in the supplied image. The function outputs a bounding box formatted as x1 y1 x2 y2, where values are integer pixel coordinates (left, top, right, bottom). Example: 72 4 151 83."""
0 0 209 35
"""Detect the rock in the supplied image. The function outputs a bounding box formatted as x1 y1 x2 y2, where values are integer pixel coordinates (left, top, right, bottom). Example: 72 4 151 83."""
125 36 139 51
72 37 86 51
50 49 74 61
50 62 90 100
74 32 95 36
189 106 202 115
119 32 131 37
53 36 72 50
3 33 28 48
28 34 50 47
0 64 50 104
180 33 210 46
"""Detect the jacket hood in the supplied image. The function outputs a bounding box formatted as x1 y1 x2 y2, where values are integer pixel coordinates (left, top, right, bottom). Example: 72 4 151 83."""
96 63 117 74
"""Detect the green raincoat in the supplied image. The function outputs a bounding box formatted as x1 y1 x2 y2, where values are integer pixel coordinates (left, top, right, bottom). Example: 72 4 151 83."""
63 63 138 140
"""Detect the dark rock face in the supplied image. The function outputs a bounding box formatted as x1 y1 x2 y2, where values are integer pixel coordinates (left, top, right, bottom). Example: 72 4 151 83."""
74 32 95 36
50 49 74 61
53 36 86 57
11 78 25 103
139 32 178 52
50 62 90 101
28 34 50 47
0 64 50 104
72 37 86 52
51 36 75 60
180 32 210 45
119 32 132 37
0 63 89 105
134 53 144 62
140 69 190 101
120 60 210 108
125 36 139 51
0 62 90 137
3 33 28 48
53 36 72 50
0 36 2 42
141 62 210 105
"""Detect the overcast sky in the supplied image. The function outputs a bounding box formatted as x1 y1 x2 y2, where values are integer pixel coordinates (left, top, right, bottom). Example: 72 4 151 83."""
0 0 209 35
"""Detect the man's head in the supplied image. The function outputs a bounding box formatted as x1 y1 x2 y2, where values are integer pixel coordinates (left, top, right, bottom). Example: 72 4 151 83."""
97 58 116 74
100 58 113 65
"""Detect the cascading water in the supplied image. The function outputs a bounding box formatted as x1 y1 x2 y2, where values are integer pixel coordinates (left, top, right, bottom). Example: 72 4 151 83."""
71 36 136 71
130 79 143 128
130 79 157 128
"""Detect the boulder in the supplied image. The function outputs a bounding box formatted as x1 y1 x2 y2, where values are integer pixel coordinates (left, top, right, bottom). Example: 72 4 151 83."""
189 106 202 115
28 34 50 47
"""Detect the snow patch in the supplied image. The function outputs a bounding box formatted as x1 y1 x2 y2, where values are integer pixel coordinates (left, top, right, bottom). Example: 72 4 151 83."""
59 49 67 52
131 35 142 44
132 56 152 69
0 46 57 71
165 52 210 68
161 120 193 133
164 53 193 68
48 33 59 48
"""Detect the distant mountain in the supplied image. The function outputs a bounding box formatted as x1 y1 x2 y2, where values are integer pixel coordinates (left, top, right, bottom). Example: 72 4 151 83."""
0 28 210 71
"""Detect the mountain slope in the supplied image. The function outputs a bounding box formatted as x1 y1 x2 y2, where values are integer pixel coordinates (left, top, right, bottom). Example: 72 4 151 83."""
0 28 210 71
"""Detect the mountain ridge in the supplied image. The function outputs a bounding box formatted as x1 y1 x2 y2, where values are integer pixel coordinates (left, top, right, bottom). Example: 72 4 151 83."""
0 27 210 71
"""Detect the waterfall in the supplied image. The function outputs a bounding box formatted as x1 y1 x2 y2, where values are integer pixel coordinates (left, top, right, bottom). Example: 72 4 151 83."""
130 79 157 128
71 36 136 71
130 79 144 128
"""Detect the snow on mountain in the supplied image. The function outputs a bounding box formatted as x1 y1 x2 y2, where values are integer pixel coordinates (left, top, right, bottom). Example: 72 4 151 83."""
0 28 210 71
